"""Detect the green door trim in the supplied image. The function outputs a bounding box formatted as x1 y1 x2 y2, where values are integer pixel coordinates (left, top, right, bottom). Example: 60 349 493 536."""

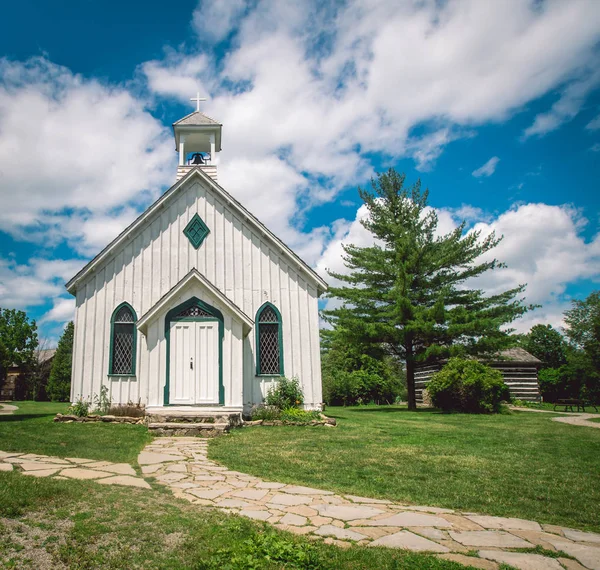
164 296 224 406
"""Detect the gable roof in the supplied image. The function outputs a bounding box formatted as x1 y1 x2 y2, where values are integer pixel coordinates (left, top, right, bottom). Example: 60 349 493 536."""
65 167 328 294
173 111 221 126
136 268 253 336
495 347 542 364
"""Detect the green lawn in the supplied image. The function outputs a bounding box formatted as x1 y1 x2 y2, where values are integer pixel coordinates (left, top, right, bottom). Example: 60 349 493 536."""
0 472 465 570
211 406 600 533
0 401 151 464
522 401 600 414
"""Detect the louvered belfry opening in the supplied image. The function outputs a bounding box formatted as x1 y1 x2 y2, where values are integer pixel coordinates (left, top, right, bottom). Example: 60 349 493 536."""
112 306 135 375
176 304 212 319
258 305 281 375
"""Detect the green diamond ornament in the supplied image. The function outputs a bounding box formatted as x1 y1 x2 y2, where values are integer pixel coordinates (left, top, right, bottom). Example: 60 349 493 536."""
183 213 210 249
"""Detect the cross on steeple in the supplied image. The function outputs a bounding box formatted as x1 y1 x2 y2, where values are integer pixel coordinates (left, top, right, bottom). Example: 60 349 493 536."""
190 92 207 112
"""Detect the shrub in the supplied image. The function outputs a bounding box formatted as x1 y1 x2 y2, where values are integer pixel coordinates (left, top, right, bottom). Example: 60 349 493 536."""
428 358 509 413
280 408 321 423
250 405 322 424
106 402 145 417
321 333 406 406
250 405 282 421
67 397 91 417
93 385 111 414
323 369 405 406
265 376 304 409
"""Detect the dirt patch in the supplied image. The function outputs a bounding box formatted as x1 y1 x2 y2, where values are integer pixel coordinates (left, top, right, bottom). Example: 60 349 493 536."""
0 516 72 569
163 531 186 549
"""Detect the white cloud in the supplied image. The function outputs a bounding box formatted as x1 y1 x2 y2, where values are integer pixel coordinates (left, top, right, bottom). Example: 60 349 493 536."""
39 297 76 324
316 201 600 333
468 204 600 306
472 156 500 178
523 68 600 138
140 0 600 244
142 53 211 104
590 142 600 152
192 0 248 43
0 256 84 316
586 113 600 130
0 57 174 254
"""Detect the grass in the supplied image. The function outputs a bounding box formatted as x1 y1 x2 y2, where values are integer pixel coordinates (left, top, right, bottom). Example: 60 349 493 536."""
0 471 467 570
0 401 152 463
589 417 600 423
210 405 600 533
516 401 600 414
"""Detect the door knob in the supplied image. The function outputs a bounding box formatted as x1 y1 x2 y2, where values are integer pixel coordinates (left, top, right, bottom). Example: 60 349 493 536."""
190 357 193 370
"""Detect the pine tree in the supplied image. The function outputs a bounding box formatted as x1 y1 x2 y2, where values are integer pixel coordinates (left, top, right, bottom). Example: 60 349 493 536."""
47 321 74 402
324 170 532 410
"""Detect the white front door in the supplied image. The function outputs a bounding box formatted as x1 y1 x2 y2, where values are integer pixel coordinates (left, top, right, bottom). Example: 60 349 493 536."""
169 320 219 405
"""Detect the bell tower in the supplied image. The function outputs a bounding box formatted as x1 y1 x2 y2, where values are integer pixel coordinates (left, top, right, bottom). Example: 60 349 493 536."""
173 93 222 182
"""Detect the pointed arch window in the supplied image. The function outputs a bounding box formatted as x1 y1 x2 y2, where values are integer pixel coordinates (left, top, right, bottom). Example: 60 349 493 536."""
256 303 284 376
109 303 137 376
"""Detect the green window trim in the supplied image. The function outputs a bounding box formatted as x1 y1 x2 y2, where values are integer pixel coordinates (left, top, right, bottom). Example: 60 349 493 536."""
183 213 210 249
108 302 137 377
164 296 224 406
255 302 284 376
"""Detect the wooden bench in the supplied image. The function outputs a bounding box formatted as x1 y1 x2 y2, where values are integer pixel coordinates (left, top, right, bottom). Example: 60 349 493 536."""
553 399 599 413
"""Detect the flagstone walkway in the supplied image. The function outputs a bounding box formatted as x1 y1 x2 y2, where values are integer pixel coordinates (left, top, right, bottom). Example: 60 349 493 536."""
0 403 18 415
3 437 600 569
511 406 600 430
139 437 600 570
0 450 150 488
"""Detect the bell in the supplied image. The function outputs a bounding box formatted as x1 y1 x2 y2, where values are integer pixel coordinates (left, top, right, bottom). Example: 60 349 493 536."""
190 153 205 165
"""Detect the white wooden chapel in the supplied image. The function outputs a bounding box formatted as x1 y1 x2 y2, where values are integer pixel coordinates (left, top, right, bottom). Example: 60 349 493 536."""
66 95 327 415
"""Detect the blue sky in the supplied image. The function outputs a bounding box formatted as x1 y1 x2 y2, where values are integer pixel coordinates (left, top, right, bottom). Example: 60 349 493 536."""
0 0 599 344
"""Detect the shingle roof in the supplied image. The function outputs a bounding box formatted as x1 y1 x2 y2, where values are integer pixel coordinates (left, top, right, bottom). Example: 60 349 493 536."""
173 112 222 127
496 347 542 364
38 349 57 364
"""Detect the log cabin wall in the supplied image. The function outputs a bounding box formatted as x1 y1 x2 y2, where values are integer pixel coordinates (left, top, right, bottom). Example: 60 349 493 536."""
415 361 541 403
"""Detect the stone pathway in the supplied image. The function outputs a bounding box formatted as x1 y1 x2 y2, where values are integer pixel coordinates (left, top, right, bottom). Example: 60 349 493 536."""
0 403 18 415
140 438 600 570
512 406 600 430
0 450 150 488
552 413 600 429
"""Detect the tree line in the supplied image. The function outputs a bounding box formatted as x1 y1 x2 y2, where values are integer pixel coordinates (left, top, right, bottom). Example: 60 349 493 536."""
0 308 73 402
519 295 600 403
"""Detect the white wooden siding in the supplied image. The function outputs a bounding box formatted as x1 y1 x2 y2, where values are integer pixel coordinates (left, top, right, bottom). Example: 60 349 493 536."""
71 177 323 409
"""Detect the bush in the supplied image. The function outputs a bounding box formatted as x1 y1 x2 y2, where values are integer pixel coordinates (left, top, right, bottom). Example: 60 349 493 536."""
265 376 304 409
106 402 145 417
93 385 111 414
428 358 509 413
280 408 321 422
323 368 405 406
67 397 91 417
321 333 406 406
250 405 322 424
250 405 282 421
